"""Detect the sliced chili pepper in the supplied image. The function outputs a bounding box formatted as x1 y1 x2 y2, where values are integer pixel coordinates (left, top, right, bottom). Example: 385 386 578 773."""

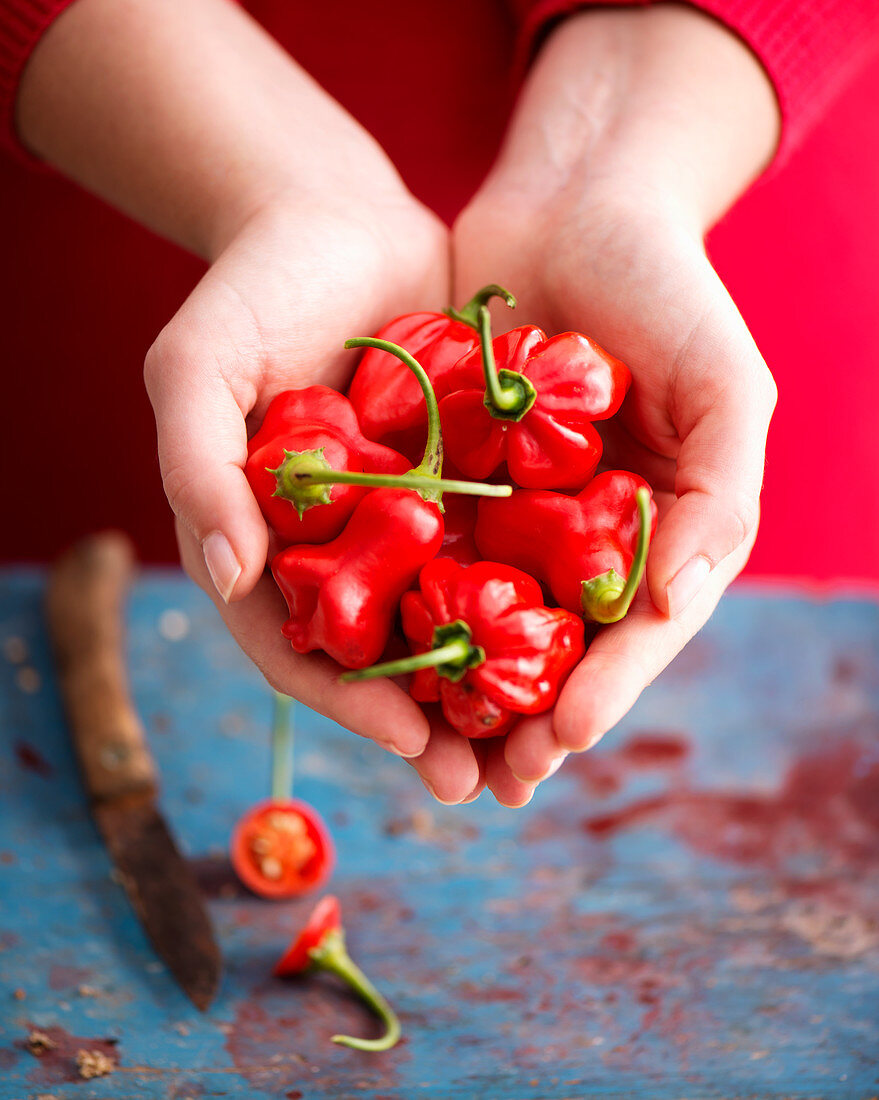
245 386 411 544
231 797 334 899
348 285 514 461
475 471 657 623
272 341 512 669
230 694 334 898
275 895 401 1052
439 305 631 490
344 559 585 737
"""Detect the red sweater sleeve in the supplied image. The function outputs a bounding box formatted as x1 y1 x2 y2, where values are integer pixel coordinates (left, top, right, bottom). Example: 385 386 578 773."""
510 0 879 162
0 0 77 162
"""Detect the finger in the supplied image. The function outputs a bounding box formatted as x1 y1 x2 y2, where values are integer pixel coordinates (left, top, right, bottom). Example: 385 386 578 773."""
554 533 752 752
145 329 268 605
177 521 431 757
504 714 567 782
407 716 482 805
647 327 777 618
484 740 537 807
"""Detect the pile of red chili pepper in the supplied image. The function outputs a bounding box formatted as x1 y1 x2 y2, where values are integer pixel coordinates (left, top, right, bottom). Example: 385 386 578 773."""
246 285 657 741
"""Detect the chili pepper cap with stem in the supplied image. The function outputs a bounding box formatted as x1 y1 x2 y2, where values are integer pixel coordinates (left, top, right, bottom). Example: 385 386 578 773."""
446 283 537 421
474 303 537 422
271 340 512 513
274 895 402 1052
342 619 485 684
580 486 652 623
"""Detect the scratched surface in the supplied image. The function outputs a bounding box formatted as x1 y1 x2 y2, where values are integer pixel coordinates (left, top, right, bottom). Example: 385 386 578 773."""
0 568 878 1100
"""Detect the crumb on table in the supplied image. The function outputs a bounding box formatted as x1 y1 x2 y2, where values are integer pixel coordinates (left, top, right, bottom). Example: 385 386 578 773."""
26 1030 56 1055
76 1047 115 1079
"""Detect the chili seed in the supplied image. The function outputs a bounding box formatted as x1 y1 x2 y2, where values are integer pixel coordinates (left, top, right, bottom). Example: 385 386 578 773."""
259 856 283 880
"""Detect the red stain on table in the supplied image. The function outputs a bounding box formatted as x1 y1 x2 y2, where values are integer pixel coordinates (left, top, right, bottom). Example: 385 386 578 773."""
568 731 690 798
21 1024 118 1085
13 739 53 778
225 977 406 1094
48 964 93 991
582 737 879 871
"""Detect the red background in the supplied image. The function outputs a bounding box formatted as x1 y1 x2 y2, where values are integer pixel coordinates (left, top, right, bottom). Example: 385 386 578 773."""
1 0 877 582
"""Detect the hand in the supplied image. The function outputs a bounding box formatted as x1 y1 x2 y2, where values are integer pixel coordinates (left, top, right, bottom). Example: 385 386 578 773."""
453 4 780 804
147 190 464 774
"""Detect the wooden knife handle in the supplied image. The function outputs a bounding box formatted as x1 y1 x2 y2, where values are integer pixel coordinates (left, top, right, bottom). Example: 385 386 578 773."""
46 532 158 804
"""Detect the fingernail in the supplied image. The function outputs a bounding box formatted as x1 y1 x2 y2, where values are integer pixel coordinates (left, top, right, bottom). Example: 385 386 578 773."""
461 781 483 804
377 738 423 760
666 554 712 618
506 787 535 809
511 752 568 783
202 531 242 604
544 753 568 779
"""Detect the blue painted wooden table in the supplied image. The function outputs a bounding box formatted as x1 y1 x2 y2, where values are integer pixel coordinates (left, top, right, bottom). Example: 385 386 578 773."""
1 569 878 1099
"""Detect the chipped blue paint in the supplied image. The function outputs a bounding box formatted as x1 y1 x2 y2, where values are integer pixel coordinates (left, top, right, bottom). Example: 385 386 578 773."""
0 570 877 1099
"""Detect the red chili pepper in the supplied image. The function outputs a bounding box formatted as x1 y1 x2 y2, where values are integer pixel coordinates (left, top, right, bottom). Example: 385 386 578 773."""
231 797 334 899
436 493 480 565
272 341 512 669
274 895 401 1052
344 559 585 738
245 386 410 545
439 305 631 489
273 487 444 668
347 285 514 461
230 694 334 898
475 471 657 624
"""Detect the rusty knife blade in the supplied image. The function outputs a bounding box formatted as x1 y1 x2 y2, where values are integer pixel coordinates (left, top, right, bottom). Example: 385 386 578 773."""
95 797 221 1011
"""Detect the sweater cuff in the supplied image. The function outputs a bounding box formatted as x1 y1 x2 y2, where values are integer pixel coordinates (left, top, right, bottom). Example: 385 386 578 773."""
0 0 78 166
512 0 879 165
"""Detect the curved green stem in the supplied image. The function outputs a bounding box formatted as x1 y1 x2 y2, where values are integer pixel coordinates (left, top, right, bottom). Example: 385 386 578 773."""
580 488 653 624
342 620 485 684
270 692 294 801
444 283 516 330
309 930 401 1052
476 306 536 422
290 468 511 499
345 338 442 479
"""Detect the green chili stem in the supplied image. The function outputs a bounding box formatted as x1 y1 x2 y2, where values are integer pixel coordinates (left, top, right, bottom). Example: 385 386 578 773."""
270 692 294 801
476 305 520 413
581 487 653 624
310 930 401 1052
290 469 511 499
345 337 443 479
341 639 473 683
444 283 516 330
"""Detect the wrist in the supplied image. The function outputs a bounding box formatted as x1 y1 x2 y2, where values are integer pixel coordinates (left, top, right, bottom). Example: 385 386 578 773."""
490 3 780 233
16 0 419 262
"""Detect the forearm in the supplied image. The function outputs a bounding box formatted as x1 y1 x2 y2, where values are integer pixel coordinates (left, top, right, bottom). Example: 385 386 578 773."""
16 0 408 260
489 2 780 230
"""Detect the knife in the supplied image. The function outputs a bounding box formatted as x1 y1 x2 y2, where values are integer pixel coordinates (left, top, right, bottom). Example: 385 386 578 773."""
46 532 221 1011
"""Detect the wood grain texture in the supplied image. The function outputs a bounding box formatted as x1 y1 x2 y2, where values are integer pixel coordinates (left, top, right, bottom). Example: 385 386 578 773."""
45 531 157 803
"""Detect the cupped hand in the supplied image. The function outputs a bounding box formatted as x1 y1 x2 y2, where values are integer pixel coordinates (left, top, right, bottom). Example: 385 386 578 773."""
452 4 780 803
146 187 489 799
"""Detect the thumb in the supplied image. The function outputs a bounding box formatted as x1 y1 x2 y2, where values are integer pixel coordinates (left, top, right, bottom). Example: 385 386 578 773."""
647 354 777 618
145 334 268 603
